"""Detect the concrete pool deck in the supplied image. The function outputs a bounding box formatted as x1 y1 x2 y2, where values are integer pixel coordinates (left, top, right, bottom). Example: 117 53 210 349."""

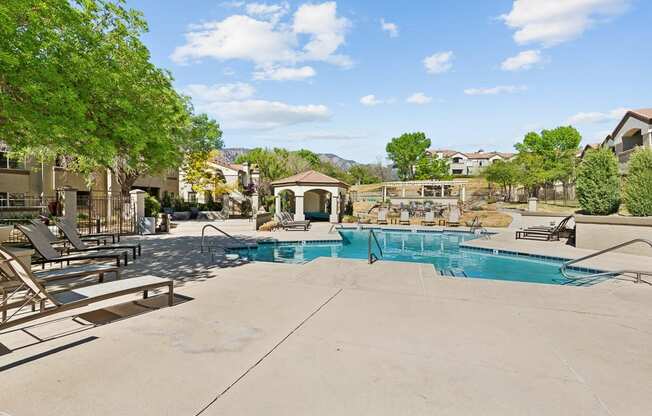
1 220 652 415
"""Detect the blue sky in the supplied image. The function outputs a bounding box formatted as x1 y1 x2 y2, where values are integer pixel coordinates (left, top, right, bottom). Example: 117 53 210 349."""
127 0 651 163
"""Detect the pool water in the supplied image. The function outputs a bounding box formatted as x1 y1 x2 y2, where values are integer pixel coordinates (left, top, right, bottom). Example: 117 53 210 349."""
233 229 600 285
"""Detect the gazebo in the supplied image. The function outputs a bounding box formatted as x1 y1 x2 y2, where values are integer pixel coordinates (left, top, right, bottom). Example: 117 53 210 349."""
271 170 349 223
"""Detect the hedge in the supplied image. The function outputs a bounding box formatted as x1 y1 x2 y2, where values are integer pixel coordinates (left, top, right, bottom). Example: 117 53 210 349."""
624 148 652 216
576 148 620 215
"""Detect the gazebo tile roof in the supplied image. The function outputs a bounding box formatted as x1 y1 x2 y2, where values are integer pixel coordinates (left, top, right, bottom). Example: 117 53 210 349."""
271 170 349 188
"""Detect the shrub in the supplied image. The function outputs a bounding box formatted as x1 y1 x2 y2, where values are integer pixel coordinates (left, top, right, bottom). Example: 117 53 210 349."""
624 148 652 216
258 220 278 231
342 215 358 223
144 194 161 217
576 148 620 215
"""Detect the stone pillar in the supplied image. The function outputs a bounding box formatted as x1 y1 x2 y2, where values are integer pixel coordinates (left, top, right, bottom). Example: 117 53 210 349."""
382 186 387 203
130 189 146 220
251 191 259 214
440 185 445 197
274 194 281 216
528 197 538 212
59 187 77 226
461 185 466 203
330 194 340 223
421 186 425 197
646 128 652 148
294 195 305 221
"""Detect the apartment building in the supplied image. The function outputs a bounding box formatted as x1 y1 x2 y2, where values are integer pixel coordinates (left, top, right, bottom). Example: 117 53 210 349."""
0 144 179 205
427 149 515 176
600 108 652 172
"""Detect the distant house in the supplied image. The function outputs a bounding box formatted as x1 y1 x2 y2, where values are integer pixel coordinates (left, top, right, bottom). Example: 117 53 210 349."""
600 108 652 172
427 149 515 176
578 143 601 159
179 156 258 204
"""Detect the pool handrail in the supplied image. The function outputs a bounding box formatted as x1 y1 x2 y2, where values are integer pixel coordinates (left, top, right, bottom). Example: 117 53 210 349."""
559 238 652 283
201 224 239 253
368 229 383 264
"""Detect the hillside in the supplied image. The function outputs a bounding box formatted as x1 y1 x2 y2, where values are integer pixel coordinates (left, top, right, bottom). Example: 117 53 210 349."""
221 147 359 171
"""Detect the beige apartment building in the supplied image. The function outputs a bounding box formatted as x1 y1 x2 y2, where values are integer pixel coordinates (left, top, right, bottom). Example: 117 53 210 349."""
0 144 179 205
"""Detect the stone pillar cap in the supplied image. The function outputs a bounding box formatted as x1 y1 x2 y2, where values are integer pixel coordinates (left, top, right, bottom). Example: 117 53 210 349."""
129 189 146 194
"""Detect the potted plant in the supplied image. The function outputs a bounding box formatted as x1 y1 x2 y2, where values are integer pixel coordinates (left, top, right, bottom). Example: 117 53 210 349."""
142 194 161 234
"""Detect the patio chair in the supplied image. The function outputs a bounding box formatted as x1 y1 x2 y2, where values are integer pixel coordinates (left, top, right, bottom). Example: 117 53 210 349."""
446 206 461 227
422 211 436 226
56 219 141 260
524 216 573 232
276 213 311 231
30 219 106 247
0 247 173 331
17 224 128 267
58 217 119 244
377 208 388 225
515 216 572 241
399 210 410 225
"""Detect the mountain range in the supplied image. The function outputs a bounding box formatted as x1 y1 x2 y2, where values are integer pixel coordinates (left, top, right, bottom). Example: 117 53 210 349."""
221 148 358 171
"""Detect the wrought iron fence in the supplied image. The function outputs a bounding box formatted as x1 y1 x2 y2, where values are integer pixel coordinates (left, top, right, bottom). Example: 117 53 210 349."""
0 194 58 243
76 193 137 236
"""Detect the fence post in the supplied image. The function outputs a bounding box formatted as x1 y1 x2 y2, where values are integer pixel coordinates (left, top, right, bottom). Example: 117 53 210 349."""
130 189 146 231
59 187 78 226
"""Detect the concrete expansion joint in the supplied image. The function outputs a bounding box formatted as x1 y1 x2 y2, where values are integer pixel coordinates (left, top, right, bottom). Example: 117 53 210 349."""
194 288 343 415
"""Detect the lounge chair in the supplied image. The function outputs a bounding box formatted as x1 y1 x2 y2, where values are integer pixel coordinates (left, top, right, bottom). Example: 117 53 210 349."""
422 211 436 226
17 224 128 267
515 216 572 241
56 219 141 260
29 219 107 247
399 210 410 225
276 213 311 231
58 217 119 244
0 248 173 330
446 206 461 227
377 208 388 225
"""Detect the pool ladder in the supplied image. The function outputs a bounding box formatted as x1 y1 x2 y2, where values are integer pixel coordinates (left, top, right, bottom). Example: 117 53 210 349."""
559 238 652 284
441 268 468 278
368 229 383 264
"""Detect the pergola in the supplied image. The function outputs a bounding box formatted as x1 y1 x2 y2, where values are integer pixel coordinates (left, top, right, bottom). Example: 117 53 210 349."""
379 180 468 203
271 170 349 223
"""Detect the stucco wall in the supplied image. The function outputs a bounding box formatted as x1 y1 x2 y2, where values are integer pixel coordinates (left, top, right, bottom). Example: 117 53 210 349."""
575 215 652 256
0 170 31 194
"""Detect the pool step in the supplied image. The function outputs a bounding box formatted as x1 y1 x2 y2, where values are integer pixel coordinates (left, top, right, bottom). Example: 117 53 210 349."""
441 268 468 278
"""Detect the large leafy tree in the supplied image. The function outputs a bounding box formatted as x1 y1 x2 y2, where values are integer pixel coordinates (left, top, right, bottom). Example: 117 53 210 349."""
347 165 381 185
414 156 450 180
386 132 431 180
484 160 520 200
514 126 581 199
1 0 220 196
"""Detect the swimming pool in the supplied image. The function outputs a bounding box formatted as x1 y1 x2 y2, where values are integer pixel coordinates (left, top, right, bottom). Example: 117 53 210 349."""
232 229 602 285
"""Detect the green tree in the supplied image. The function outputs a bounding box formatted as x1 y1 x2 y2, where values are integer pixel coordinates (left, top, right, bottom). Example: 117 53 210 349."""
576 148 620 215
347 165 381 185
514 126 581 199
414 157 451 180
623 148 652 216
484 160 520 200
386 132 431 180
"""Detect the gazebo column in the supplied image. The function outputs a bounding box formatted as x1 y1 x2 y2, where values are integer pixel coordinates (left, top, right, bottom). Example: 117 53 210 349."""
274 193 281 215
294 195 305 221
330 193 340 223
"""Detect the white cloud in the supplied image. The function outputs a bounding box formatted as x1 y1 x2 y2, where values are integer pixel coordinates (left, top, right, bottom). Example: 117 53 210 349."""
380 18 399 37
406 92 432 105
171 15 296 65
253 65 316 81
172 2 352 72
181 82 255 101
245 2 289 24
182 83 330 129
424 51 453 74
293 2 352 67
501 0 629 47
360 94 383 106
567 107 628 124
501 49 542 71
464 85 527 95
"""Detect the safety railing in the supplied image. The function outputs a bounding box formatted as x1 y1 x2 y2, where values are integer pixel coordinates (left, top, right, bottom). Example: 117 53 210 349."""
200 224 239 253
560 238 652 283
368 229 383 264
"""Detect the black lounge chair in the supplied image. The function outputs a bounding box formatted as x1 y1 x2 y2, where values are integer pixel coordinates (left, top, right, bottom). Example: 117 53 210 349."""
0 247 173 331
17 224 128 267
276 213 311 231
56 219 141 260
515 216 572 241
29 219 107 246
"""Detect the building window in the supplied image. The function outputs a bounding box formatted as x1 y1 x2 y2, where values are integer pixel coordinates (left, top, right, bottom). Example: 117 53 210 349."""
452 169 463 175
0 152 23 169
0 192 7 207
187 192 197 203
452 157 463 163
